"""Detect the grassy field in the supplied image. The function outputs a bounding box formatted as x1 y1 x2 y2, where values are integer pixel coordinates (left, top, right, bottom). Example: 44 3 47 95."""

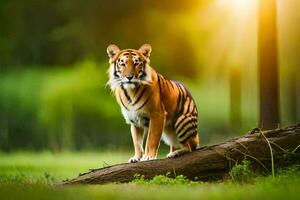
0 152 300 200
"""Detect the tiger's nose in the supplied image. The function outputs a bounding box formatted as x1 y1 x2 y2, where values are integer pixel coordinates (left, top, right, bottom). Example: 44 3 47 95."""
126 75 133 81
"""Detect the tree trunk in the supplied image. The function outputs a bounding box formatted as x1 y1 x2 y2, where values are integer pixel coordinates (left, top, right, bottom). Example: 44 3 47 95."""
59 124 300 185
258 0 280 129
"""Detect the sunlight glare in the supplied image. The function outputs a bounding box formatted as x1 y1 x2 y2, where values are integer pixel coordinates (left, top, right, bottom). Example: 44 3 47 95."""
197 0 257 77
217 0 256 15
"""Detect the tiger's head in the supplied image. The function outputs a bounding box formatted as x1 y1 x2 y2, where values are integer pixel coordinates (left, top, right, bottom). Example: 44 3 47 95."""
107 44 153 91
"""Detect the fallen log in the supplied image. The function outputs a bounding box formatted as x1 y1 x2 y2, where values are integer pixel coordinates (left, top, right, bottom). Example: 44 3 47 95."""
60 124 300 185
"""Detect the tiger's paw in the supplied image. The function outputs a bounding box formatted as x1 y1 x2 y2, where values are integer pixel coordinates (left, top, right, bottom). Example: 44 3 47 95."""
141 155 156 161
128 156 141 163
167 149 190 158
166 151 180 158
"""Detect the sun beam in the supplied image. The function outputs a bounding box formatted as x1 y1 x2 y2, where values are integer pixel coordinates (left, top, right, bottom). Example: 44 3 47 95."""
198 0 257 72
217 0 256 14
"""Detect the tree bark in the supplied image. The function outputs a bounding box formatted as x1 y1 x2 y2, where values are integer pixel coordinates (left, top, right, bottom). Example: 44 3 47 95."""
258 0 280 129
59 124 300 185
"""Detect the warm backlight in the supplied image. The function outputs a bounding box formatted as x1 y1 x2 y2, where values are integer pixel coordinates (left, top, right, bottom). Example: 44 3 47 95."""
217 0 256 14
199 0 258 70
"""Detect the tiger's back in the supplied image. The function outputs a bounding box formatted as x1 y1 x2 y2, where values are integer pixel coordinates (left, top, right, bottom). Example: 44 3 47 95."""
155 74 199 148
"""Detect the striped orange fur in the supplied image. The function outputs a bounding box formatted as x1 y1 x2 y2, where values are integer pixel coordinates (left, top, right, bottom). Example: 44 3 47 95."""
107 44 200 162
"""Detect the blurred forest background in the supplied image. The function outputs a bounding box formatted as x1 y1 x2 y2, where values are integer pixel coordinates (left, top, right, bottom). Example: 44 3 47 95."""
0 0 299 151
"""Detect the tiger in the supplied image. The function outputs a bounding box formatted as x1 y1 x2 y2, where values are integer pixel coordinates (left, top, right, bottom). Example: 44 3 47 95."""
106 44 200 163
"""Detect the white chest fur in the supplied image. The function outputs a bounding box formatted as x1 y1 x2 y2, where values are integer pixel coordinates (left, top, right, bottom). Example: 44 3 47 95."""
121 107 149 128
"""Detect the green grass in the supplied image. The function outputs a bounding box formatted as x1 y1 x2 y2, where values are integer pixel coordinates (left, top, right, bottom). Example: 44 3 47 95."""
0 151 131 182
0 152 300 200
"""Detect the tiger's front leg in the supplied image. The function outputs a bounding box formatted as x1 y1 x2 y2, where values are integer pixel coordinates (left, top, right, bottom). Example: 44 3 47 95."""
128 125 144 163
141 112 166 161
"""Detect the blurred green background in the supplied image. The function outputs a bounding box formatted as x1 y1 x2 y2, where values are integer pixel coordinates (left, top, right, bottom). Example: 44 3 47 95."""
0 0 299 152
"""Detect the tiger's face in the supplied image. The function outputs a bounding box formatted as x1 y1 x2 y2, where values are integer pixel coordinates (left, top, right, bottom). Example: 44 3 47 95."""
107 44 152 90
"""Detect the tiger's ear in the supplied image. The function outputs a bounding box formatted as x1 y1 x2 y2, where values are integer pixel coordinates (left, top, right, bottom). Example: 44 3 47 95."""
139 44 152 58
107 44 120 59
